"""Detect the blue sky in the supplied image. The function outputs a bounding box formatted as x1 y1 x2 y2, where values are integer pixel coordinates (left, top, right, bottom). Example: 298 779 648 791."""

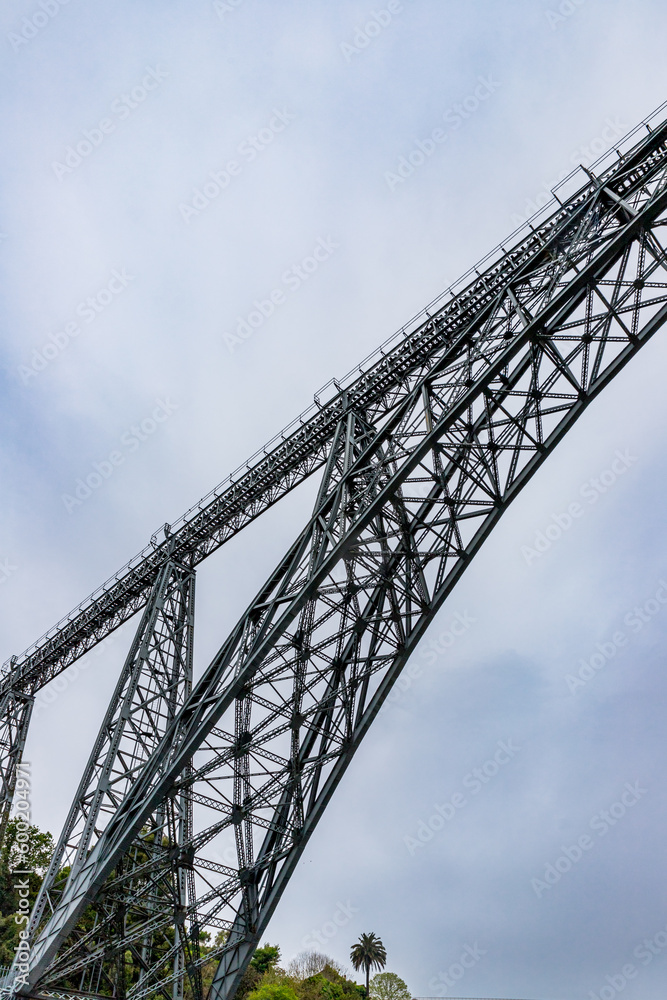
2 1 667 998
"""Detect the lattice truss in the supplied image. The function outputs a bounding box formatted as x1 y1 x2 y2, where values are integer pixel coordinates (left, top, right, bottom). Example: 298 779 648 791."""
5 119 667 709
6 121 667 1000
26 558 199 1000
0 687 33 845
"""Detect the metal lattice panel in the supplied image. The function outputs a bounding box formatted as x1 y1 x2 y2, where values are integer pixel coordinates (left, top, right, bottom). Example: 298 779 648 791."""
27 557 200 1000
2 112 667 702
0 686 33 845
3 111 667 1000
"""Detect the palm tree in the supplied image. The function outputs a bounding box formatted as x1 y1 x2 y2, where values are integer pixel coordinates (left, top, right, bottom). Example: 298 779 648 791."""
350 932 387 995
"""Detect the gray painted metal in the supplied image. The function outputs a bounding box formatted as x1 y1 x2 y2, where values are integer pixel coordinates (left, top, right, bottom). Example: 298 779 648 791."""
3 109 667 1000
0 685 33 845
24 557 199 1000
2 104 666 703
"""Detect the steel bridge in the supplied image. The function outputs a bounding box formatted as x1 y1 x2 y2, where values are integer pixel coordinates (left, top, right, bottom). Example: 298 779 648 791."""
3 101 667 1000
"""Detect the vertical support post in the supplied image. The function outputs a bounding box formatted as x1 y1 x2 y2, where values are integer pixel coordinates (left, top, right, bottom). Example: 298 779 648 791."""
17 555 197 999
0 671 34 848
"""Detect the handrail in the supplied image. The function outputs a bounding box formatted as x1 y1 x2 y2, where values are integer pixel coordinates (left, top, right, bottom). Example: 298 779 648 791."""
3 99 667 682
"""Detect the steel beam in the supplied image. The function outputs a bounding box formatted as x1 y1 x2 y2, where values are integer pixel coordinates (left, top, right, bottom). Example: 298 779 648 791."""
14 558 201 1000
14 147 667 1000
2 115 667 707
0 683 33 845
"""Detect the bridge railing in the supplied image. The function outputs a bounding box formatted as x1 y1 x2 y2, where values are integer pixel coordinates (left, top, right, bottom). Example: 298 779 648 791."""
3 98 667 682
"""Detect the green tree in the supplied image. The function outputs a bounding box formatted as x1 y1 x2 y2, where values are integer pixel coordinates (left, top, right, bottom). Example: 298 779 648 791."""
186 928 217 999
288 952 346 980
299 964 365 1000
231 942 282 1000
251 944 282 975
369 972 410 1000
233 963 263 1000
247 984 299 1000
0 819 54 965
350 933 387 995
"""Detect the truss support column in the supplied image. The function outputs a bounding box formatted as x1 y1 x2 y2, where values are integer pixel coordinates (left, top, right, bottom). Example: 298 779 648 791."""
15 555 197 999
171 784 190 1000
16 114 667 1000
0 675 34 847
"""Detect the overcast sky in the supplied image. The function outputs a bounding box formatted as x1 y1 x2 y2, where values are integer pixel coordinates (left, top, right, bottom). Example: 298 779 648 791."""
2 2 667 999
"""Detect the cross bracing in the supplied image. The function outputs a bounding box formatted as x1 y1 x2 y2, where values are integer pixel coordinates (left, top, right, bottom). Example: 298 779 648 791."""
3 106 667 1000
3 103 667 704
